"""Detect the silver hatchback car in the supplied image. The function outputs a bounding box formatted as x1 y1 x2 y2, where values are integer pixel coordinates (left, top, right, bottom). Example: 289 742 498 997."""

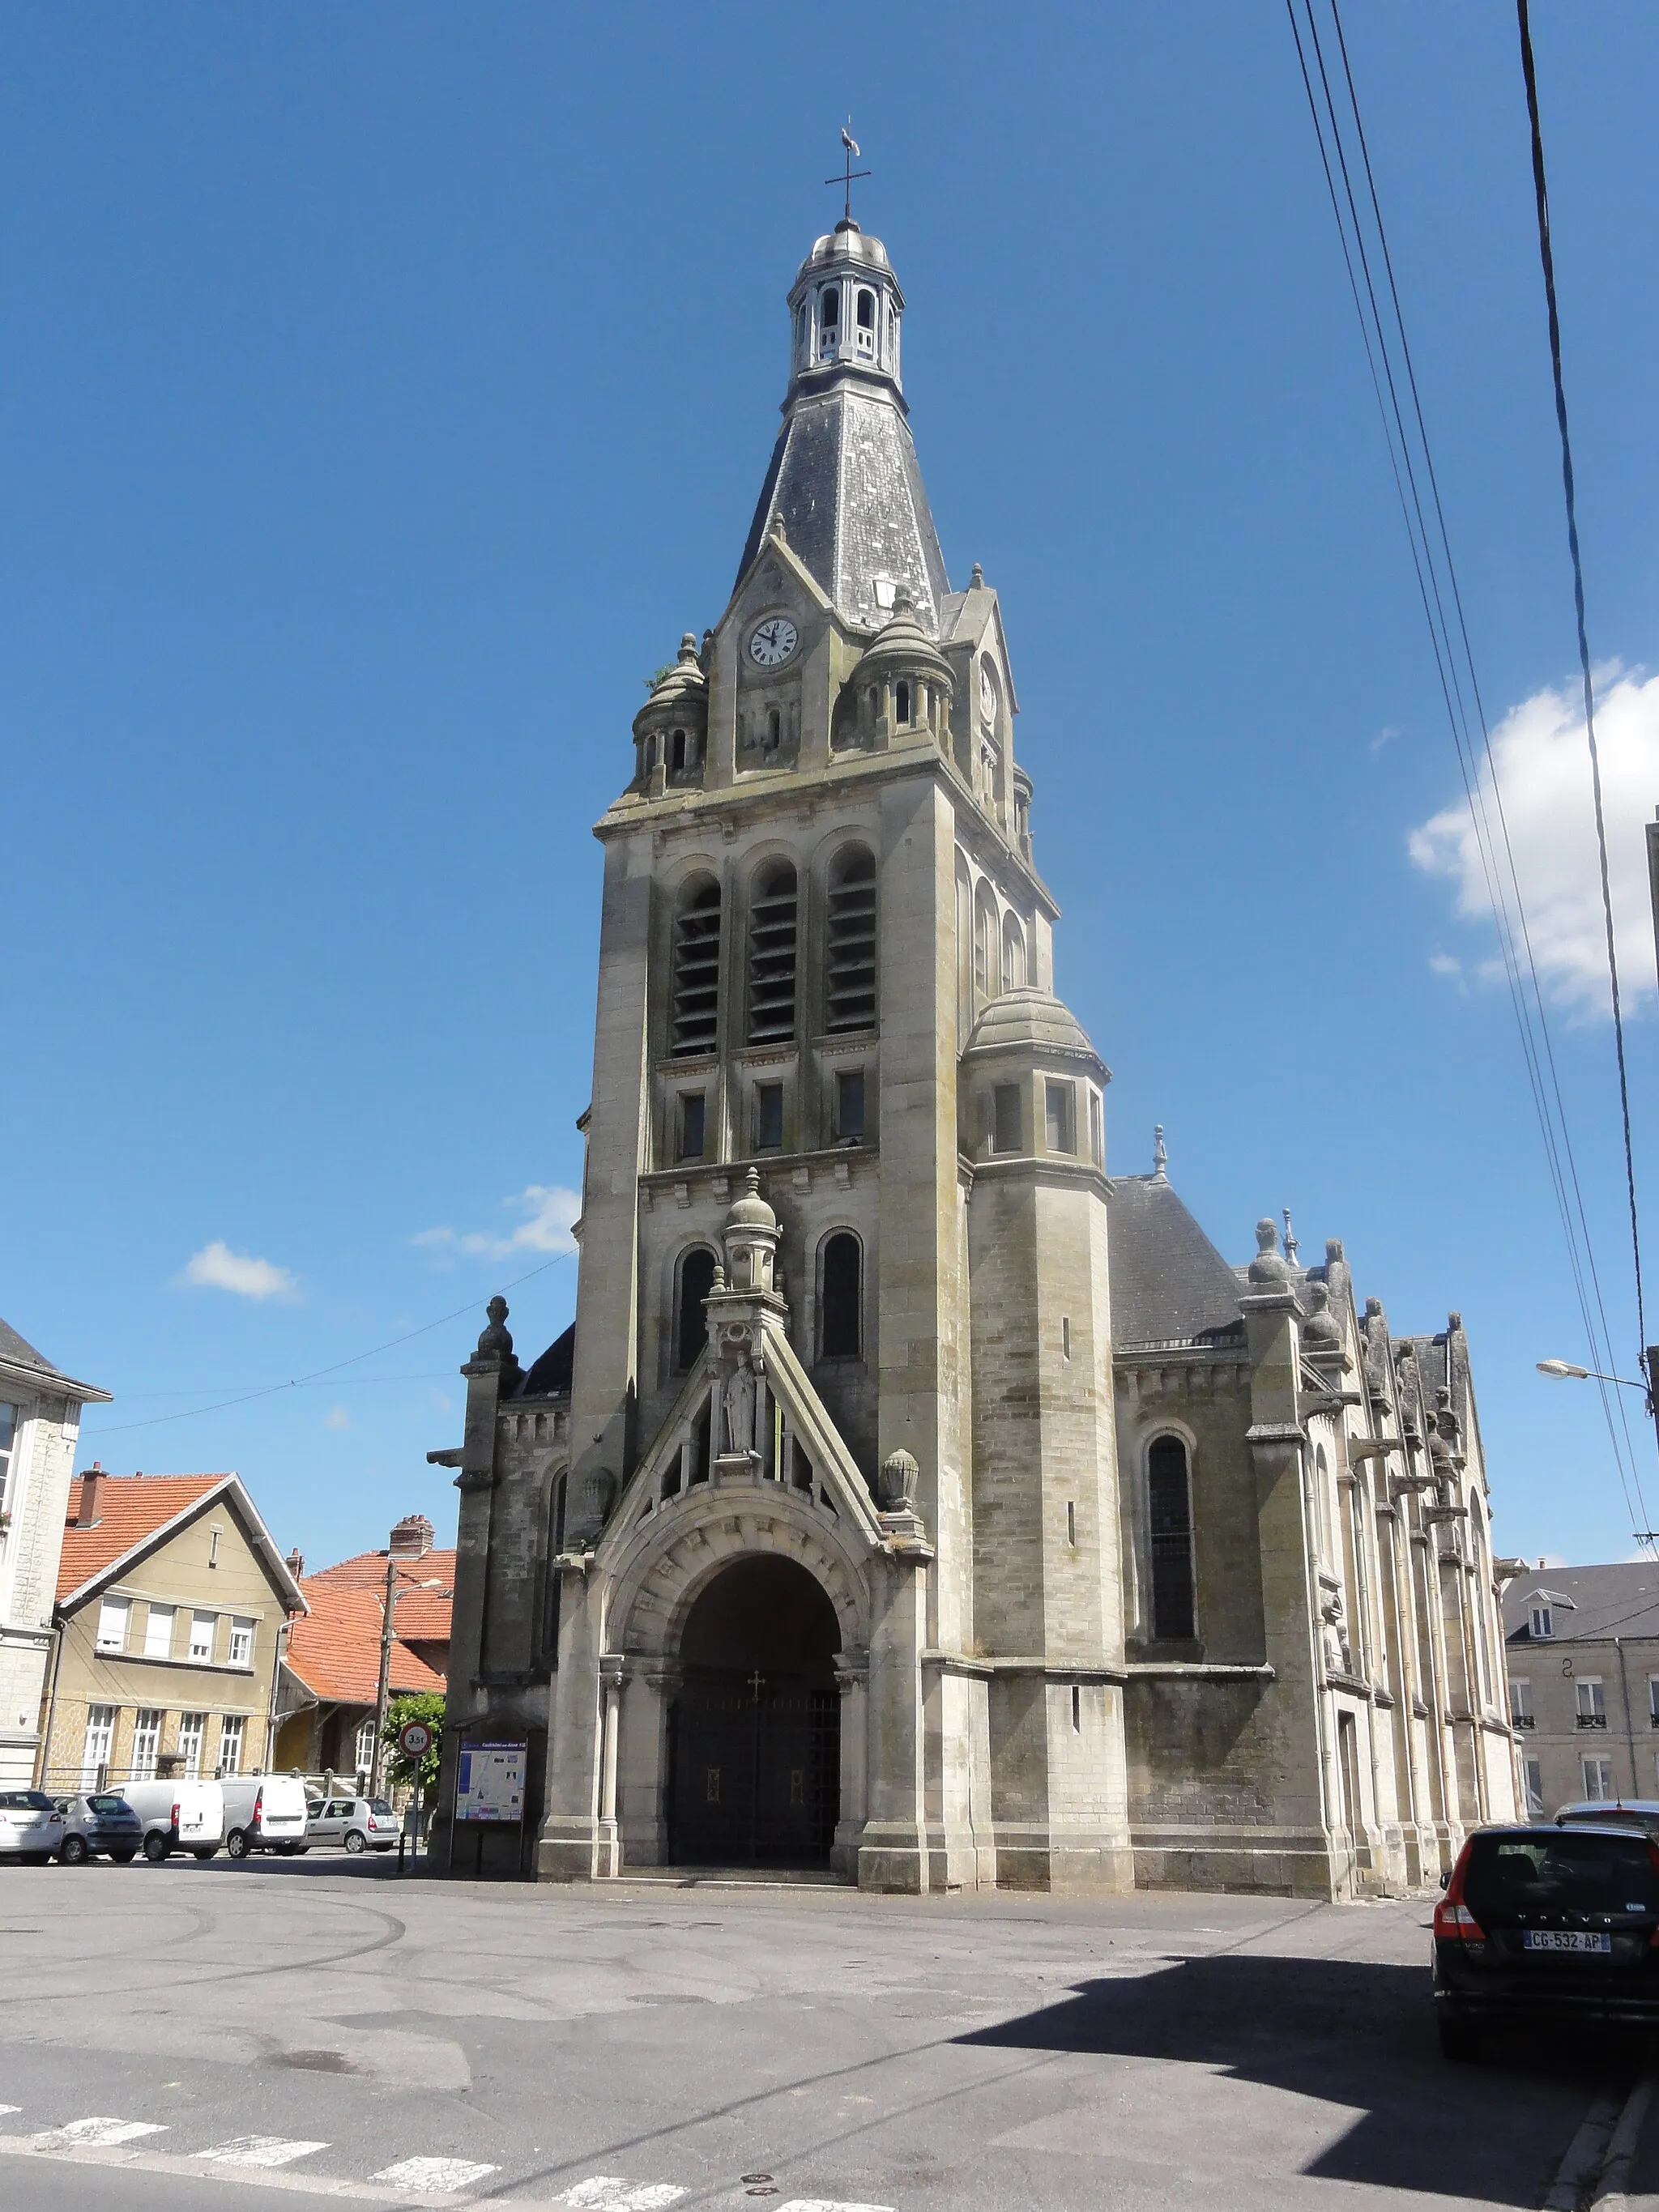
0 1789 66 1865
305 1795 399 1854
55 1792 144 1865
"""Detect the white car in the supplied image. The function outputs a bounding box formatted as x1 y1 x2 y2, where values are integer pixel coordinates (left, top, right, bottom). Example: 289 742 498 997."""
0 1789 66 1865
305 1795 399 1854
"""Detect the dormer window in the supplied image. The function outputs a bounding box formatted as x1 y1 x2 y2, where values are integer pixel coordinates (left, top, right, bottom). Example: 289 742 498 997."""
1530 1604 1553 1640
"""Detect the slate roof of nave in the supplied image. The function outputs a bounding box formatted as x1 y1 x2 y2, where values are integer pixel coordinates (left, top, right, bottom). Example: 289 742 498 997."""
1107 1174 1247 1352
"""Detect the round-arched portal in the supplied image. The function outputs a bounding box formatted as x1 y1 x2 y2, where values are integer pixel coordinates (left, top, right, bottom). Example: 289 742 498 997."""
668 1555 840 1869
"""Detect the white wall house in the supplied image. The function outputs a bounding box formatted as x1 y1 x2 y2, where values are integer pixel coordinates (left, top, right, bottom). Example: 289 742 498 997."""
0 1317 110 1785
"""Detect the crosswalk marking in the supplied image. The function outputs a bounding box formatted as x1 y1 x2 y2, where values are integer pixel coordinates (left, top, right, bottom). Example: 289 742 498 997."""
196 2135 331 2169
369 2155 501 2192
559 2181 688 2212
45 2116 169 2147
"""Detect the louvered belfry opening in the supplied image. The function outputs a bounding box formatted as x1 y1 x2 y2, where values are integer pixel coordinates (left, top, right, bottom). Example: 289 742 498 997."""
672 878 722 1055
747 863 799 1045
825 847 876 1033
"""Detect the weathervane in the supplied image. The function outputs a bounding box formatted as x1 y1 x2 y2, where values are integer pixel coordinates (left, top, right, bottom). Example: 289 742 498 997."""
825 121 871 226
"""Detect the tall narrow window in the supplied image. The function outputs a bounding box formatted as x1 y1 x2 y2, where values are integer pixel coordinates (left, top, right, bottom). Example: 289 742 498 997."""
544 1470 568 1664
177 1711 207 1778
973 886 998 1004
81 1705 116 1788
218 1715 245 1776
676 1247 718 1372
96 1598 130 1653
819 286 839 343
821 1234 863 1359
747 863 798 1043
228 1617 254 1668
856 288 875 330
894 679 911 727
1045 1082 1075 1154
0 1403 16 1513
825 847 877 1031
834 1068 865 1142
1511 1678 1534 1728
1000 914 1026 992
754 1081 784 1151
354 1715 377 1775
1088 1089 1105 1168
189 1612 216 1662
992 1083 1022 1156
144 1605 176 1659
1148 1436 1195 1640
130 1708 160 1780
671 877 722 1056
1523 1756 1545 1817
679 1092 706 1161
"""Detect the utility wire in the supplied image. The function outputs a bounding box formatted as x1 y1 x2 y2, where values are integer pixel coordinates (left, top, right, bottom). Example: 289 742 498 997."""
1284 0 1653 1537
83 1247 575 1440
1515 0 1648 1369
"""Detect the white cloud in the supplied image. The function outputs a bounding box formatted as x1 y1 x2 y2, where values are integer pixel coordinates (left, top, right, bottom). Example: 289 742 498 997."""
1409 665 1659 1021
323 1405 352 1431
180 1240 301 1302
1371 723 1400 755
415 1184 581 1262
1428 952 1463 978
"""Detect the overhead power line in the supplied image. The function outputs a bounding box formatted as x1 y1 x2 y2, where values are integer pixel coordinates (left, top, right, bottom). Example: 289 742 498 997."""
1285 0 1653 1540
1515 0 1648 1370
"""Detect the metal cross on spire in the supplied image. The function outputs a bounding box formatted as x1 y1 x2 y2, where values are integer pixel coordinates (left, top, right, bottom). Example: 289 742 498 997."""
824 121 871 226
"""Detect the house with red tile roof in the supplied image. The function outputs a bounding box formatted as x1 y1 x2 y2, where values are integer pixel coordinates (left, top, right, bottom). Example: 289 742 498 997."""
40 1468 305 1793
274 1514 454 1783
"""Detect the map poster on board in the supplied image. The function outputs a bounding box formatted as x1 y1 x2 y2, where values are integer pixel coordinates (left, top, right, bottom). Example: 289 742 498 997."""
455 1741 527 1824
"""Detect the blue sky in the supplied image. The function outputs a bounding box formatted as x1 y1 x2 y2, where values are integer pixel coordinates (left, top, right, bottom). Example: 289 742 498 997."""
4 3 1657 1572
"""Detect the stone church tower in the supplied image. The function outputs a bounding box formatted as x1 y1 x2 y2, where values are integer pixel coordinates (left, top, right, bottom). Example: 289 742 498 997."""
433 211 1520 1895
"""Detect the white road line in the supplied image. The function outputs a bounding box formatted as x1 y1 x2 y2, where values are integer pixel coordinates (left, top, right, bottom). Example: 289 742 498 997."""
0 2106 19 2117
773 2201 896 2212
370 2155 502 2192
196 2135 331 2169
558 2181 688 2212
44 2116 169 2146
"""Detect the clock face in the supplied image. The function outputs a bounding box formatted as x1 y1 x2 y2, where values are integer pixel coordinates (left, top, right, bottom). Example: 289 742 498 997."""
748 616 799 668
979 661 999 725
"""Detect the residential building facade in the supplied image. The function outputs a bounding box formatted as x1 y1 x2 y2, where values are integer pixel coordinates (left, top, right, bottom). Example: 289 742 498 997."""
1503 1562 1659 1815
275 1513 453 1779
0 1318 110 1785
434 212 1518 1896
41 1470 305 1790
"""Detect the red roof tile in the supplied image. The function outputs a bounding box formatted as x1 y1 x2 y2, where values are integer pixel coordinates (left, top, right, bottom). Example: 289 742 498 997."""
58 1473 230 1601
284 1579 446 1707
306 1548 455 1645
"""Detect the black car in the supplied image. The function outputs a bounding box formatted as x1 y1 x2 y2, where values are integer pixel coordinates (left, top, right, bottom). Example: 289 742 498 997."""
1434 1822 1659 2058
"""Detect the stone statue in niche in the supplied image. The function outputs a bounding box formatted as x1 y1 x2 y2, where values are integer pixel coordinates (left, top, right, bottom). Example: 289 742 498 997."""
723 1358 757 1456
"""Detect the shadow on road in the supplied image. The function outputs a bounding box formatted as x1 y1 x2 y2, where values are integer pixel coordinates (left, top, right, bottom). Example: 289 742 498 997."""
956 1952 1618 2203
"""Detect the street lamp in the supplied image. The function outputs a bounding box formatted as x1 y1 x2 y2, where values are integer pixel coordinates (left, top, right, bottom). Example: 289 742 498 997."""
1538 1353 1659 1545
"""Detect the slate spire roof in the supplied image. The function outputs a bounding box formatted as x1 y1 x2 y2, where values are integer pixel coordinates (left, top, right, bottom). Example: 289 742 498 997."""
737 221 949 637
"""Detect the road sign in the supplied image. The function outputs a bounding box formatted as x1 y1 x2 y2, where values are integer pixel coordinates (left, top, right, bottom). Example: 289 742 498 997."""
399 1720 434 1761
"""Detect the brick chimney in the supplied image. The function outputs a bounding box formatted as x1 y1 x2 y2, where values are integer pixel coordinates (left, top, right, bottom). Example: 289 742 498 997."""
389 1513 434 1562
285 1546 305 1579
76 1464 104 1528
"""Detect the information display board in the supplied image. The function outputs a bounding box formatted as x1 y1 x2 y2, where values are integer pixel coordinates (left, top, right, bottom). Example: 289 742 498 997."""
455 1741 526 1824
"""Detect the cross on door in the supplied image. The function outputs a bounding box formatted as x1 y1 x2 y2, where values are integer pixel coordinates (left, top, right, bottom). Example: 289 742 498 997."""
748 1669 766 1703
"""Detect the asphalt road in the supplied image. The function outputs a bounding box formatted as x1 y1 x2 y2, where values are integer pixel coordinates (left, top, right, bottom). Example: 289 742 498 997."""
0 1854 1629 2210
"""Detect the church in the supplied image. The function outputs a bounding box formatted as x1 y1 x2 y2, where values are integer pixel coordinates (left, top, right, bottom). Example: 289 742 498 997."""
430 208 1519 1897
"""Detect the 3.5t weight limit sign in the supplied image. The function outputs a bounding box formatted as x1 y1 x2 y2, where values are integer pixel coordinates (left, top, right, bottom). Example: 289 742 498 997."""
399 1720 433 1761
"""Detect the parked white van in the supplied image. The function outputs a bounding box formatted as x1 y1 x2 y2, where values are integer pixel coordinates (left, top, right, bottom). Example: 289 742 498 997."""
120 1779 225 1863
220 1775 309 1858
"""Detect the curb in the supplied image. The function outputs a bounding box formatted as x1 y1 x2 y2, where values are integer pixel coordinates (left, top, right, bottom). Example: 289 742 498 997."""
1545 2076 1657 2212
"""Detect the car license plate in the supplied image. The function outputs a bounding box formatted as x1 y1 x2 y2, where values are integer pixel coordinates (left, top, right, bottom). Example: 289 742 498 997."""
1523 1930 1612 1954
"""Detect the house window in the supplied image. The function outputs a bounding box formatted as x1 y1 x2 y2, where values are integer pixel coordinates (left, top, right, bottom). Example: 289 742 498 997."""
754 1081 784 1152
80 1704 115 1788
670 876 722 1056
992 1083 1022 1156
748 863 799 1044
821 1234 863 1360
96 1598 130 1653
228 1618 254 1669
1583 1755 1614 1801
834 1068 866 1143
1576 1677 1607 1728
1524 1756 1546 1818
1089 1090 1105 1168
189 1613 216 1663
218 1715 245 1776
676 1247 719 1372
1511 1677 1534 1729
130 1708 161 1780
355 1715 377 1777
1529 1604 1553 1640
177 1712 207 1778
825 847 877 1031
679 1092 706 1162
1148 1435 1196 1641
0 1403 17 1513
1045 1082 1076 1154
143 1605 176 1659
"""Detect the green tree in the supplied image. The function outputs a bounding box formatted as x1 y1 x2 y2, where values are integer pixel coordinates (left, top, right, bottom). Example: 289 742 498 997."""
382 1691 444 1796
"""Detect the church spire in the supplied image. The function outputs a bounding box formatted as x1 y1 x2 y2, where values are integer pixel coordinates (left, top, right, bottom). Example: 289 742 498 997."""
736 197 950 637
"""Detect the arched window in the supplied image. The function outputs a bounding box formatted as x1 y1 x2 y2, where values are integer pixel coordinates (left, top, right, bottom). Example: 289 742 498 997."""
856 288 875 330
676 1247 718 1371
825 846 877 1031
973 884 998 1004
766 705 781 748
819 286 839 334
954 855 974 1040
543 1471 567 1663
1000 914 1026 992
671 876 721 1055
820 1233 862 1358
748 861 798 1045
1147 1436 1195 1640
894 679 911 727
